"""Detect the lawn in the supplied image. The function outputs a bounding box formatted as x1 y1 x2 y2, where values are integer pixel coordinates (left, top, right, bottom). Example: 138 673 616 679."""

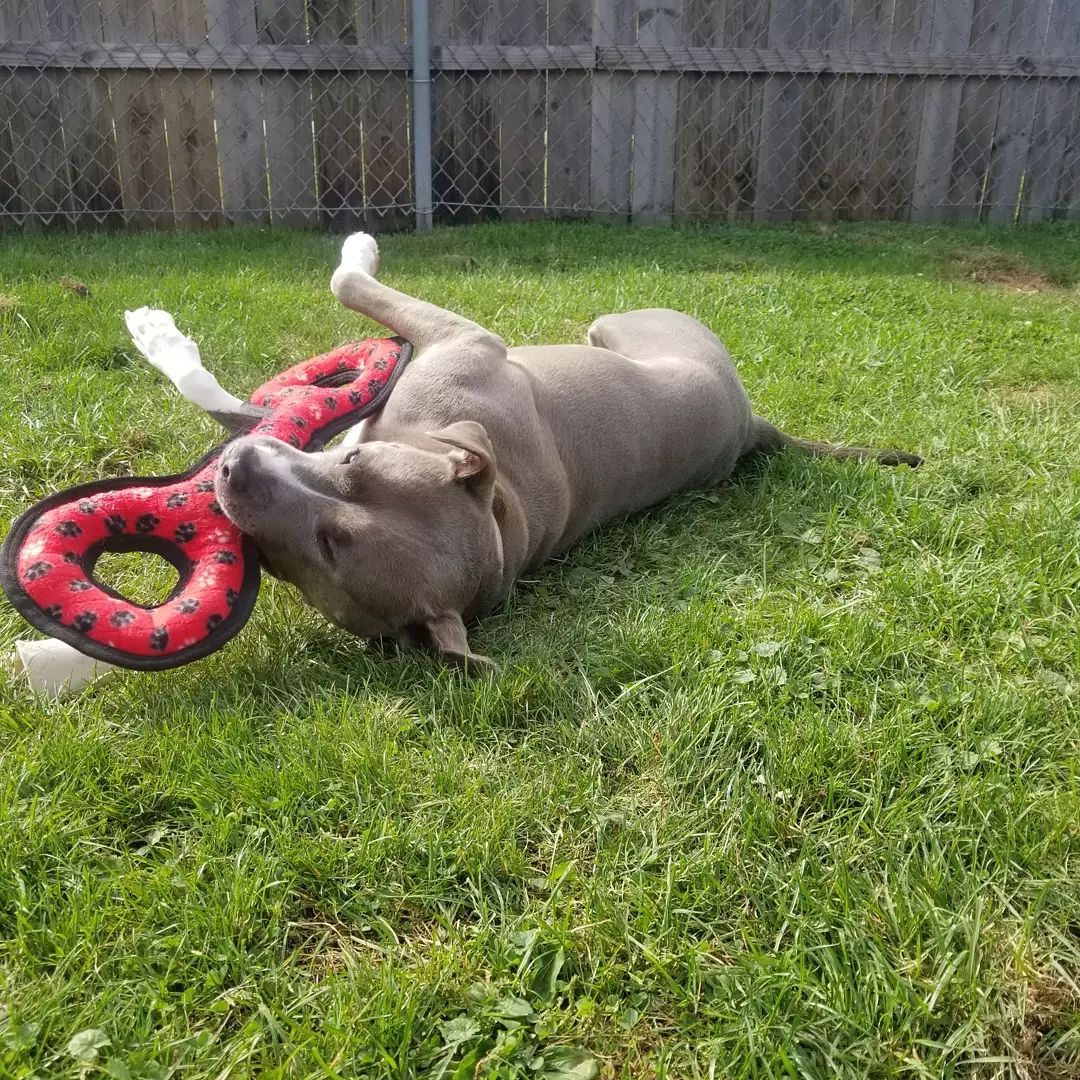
0 220 1078 1079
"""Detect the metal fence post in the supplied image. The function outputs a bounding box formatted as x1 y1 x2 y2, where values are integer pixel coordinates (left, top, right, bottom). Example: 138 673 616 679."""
411 0 434 232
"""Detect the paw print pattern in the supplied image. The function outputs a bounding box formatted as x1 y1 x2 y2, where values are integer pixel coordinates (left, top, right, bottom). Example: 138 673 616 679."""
104 514 126 535
69 580 92 592
71 611 97 633
63 551 81 565
56 520 82 538
174 522 197 543
43 604 63 618
110 611 135 628
214 551 237 565
324 395 338 411
209 501 224 515
225 588 239 607
196 480 215 493
149 626 169 651
206 613 223 631
292 415 308 428
287 432 301 448
348 390 363 406
135 513 160 533
175 598 200 614
166 492 189 509
78 500 97 515
25 561 52 580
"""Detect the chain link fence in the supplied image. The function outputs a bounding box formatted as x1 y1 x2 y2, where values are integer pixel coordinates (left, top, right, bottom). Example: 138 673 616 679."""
1 0 1078 231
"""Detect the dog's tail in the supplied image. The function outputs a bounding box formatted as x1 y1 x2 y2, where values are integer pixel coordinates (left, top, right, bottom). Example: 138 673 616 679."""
748 416 923 468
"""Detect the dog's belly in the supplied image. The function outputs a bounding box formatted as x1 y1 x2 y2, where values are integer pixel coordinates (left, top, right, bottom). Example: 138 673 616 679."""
370 342 753 570
505 345 753 552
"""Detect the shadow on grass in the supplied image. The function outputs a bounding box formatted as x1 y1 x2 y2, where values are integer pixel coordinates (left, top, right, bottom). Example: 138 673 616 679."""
157 448 912 722
2 219 1078 288
386 219 1080 288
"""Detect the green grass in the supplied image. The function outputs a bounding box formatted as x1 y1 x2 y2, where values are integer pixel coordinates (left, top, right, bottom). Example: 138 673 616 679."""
1 220 1079 1079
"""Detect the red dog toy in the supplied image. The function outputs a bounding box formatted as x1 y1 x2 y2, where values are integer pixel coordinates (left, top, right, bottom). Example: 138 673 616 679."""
1 337 411 671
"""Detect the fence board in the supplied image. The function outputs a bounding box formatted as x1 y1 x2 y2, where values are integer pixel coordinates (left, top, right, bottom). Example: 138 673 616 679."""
489 0 545 221
46 0 121 228
498 74 547 217
313 74 366 231
946 78 998 217
0 86 24 228
6 42 1080 77
261 76 317 227
1018 81 1070 220
1 1 66 229
359 73 414 230
430 0 503 222
362 0 413 230
5 72 70 227
433 73 500 221
158 0 222 227
61 72 124 227
257 0 318 227
630 0 680 224
208 0 269 224
754 0 808 220
590 0 634 220
546 0 591 216
984 0 1051 222
1039 0 1080 218
910 0 973 221
942 0 1011 219
96 0 171 228
674 76 760 221
869 0 923 219
1055 88 1080 219
547 72 592 214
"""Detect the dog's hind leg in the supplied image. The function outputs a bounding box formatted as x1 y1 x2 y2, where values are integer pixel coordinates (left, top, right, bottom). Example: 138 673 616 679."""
124 307 266 434
587 308 736 372
589 309 922 468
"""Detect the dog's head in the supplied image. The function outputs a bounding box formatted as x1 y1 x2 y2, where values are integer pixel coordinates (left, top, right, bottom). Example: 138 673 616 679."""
214 421 503 662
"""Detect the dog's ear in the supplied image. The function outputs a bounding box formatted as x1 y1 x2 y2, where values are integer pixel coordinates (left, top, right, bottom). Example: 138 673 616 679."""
426 421 495 494
408 611 500 676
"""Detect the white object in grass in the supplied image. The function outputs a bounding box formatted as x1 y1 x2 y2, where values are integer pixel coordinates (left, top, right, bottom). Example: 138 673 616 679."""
9 638 118 697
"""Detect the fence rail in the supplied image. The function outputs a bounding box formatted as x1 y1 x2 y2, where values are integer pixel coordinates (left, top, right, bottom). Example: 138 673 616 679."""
2 0 1079 231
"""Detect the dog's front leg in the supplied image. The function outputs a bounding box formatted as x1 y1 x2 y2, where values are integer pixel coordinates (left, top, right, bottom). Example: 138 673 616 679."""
329 232 505 360
124 307 266 434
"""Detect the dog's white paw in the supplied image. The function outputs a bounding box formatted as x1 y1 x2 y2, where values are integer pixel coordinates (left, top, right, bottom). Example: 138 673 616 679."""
338 231 380 277
124 307 201 380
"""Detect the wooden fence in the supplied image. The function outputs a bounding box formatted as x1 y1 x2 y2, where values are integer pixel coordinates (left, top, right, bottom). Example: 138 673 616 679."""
1 0 1079 230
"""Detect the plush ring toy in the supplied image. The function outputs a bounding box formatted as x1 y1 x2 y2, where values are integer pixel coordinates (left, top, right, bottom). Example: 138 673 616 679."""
1 337 411 674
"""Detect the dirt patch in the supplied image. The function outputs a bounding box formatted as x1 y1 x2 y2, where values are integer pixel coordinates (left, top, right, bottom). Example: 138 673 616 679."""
287 893 449 978
286 895 380 978
58 276 92 297
991 384 1071 408
946 248 1055 294
1017 976 1078 1079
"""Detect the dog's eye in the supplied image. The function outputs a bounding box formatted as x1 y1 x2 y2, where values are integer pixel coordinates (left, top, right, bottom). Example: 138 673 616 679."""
316 529 337 564
340 450 359 466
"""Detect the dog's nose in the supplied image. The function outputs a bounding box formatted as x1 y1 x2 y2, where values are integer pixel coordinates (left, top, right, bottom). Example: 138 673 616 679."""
217 441 261 493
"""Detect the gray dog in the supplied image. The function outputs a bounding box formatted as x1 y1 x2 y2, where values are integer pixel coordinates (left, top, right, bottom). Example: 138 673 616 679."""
124 232 920 671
